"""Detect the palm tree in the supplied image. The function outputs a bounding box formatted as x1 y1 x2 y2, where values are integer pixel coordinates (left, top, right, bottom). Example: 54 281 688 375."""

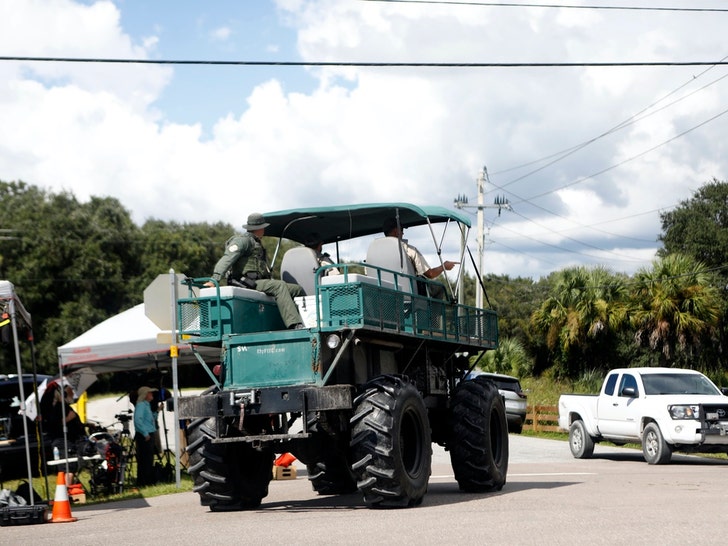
481 337 532 377
629 254 720 366
531 266 628 376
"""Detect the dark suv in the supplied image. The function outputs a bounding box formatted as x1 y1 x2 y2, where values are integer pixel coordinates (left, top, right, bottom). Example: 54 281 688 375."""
0 374 52 480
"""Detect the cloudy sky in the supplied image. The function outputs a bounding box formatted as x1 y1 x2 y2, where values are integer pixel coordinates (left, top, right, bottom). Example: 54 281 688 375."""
1 0 727 280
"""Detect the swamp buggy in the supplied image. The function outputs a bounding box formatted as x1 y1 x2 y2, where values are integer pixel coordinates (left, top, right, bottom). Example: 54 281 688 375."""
176 203 508 510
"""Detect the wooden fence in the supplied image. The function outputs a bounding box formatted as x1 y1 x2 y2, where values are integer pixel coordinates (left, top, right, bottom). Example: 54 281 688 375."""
524 404 561 433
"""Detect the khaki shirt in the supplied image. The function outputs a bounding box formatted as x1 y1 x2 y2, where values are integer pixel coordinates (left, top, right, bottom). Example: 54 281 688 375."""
402 240 430 277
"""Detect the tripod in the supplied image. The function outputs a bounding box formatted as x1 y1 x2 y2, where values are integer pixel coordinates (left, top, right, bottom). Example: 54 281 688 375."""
114 410 136 492
153 384 177 483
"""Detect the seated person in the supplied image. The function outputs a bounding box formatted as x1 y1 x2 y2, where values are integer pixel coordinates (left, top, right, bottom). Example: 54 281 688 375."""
304 233 340 276
41 383 85 485
208 212 306 329
381 217 458 299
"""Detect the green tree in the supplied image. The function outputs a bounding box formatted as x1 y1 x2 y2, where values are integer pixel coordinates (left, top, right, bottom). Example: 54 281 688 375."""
629 254 721 368
480 336 533 377
530 266 628 378
0 182 143 370
137 219 234 288
659 178 728 281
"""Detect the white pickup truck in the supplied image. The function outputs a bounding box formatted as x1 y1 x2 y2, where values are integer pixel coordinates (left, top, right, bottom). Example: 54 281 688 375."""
558 367 728 464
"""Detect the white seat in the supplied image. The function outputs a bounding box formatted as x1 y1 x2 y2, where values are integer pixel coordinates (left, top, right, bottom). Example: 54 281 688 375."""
320 273 395 290
281 246 321 296
199 285 273 302
365 237 416 293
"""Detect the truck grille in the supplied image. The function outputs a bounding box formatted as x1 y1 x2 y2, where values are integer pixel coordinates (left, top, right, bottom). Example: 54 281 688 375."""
702 403 728 422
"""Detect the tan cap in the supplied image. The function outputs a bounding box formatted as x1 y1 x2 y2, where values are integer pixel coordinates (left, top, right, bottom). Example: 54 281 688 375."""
137 386 158 399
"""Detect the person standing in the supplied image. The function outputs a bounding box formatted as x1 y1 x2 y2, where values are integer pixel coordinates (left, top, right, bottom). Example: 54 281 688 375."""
133 386 158 487
209 212 306 329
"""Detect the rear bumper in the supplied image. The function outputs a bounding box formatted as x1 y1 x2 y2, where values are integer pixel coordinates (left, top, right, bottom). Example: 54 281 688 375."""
178 384 353 420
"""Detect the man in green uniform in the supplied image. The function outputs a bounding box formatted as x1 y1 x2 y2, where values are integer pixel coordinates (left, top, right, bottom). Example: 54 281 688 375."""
210 212 305 329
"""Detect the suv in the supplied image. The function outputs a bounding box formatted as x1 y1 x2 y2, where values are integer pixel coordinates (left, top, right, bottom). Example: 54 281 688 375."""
174 203 509 510
0 374 52 480
467 372 527 433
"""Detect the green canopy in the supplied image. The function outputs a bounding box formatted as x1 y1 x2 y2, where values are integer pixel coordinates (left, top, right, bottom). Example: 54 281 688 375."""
263 202 471 244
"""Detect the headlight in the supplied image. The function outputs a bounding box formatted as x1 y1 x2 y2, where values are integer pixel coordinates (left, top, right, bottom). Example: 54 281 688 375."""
669 405 700 420
326 334 341 349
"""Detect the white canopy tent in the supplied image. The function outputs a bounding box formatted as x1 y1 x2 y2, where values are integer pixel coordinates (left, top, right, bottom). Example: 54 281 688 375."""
57 303 219 394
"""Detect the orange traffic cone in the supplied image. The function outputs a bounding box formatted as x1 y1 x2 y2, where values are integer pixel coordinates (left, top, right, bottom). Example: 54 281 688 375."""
275 452 296 467
51 471 77 523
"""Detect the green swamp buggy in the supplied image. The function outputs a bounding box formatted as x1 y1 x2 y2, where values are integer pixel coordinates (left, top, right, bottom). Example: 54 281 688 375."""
176 203 508 510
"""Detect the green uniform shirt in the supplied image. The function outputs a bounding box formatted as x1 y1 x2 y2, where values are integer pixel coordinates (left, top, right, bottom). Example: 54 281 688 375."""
211 232 272 282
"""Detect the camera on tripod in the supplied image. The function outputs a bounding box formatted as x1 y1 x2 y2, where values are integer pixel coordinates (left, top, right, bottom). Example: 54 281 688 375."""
115 410 132 423
114 410 133 435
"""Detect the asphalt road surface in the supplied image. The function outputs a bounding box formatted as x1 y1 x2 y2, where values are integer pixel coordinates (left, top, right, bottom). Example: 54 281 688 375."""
4 434 728 545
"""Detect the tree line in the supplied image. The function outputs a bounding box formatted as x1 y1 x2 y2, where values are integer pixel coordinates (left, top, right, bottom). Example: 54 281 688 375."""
481 178 728 384
2 178 727 384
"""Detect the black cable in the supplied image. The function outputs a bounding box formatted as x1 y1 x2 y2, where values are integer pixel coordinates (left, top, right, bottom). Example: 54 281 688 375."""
361 0 728 13
466 245 492 307
2 56 728 68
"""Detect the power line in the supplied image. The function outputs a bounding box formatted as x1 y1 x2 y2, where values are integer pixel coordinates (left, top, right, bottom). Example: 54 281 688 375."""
361 0 728 13
507 103 728 206
3 56 728 68
493 54 728 179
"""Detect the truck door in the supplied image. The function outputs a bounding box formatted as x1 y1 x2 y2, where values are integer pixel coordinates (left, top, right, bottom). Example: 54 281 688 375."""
597 372 641 439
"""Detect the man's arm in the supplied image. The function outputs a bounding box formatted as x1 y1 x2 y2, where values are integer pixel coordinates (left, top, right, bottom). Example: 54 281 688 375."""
211 235 249 281
423 261 459 279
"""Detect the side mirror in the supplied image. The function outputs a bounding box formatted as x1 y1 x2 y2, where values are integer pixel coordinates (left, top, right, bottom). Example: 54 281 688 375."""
621 387 637 398
720 387 728 396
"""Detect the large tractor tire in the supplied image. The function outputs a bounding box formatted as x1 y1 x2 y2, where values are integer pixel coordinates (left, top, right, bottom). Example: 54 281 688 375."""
305 412 357 495
186 416 273 511
448 376 509 492
350 375 432 507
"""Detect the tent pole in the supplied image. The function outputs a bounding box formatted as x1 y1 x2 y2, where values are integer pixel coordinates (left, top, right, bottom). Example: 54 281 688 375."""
169 269 181 488
8 292 35 502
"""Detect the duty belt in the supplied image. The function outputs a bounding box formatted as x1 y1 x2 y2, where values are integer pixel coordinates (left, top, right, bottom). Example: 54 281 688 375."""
244 272 270 280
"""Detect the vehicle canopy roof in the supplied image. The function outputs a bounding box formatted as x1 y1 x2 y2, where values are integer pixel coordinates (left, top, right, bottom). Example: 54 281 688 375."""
262 203 471 245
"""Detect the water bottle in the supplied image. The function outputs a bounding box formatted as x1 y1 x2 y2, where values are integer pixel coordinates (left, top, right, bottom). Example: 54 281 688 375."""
53 446 60 460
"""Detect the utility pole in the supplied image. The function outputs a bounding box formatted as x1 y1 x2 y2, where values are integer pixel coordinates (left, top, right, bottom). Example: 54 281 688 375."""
454 166 513 308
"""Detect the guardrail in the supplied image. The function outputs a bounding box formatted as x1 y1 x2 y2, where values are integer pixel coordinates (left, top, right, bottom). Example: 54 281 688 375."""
525 405 561 433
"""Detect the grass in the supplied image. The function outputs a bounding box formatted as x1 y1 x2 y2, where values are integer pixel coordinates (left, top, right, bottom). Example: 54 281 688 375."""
5 472 194 506
4 453 193 505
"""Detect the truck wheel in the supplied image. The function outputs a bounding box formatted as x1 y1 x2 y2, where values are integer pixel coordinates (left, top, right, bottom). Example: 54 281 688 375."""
569 420 594 459
642 422 672 465
448 376 509 492
350 375 432 507
186 416 274 511
305 413 357 495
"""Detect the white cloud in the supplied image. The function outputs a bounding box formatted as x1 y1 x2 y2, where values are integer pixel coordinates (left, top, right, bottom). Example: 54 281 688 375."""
1 0 728 280
210 26 232 42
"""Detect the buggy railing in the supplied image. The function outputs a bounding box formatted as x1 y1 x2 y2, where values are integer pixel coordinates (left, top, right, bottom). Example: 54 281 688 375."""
176 265 497 349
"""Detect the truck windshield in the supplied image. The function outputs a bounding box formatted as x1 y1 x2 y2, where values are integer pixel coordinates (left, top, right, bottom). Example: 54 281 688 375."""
641 373 721 396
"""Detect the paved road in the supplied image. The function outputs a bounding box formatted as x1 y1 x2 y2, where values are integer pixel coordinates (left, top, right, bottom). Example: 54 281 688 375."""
5 434 727 545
